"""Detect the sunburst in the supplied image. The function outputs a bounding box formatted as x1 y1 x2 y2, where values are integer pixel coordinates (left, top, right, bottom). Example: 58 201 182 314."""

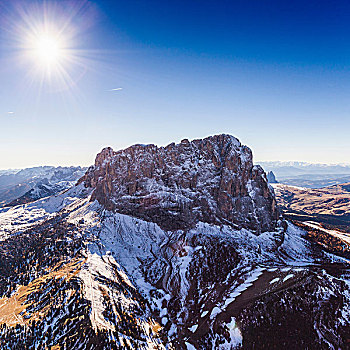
6 1 95 93
31 33 65 67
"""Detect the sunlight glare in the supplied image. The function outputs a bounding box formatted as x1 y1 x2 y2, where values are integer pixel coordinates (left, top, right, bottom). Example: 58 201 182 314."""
22 21 75 86
33 33 64 66
6 1 97 93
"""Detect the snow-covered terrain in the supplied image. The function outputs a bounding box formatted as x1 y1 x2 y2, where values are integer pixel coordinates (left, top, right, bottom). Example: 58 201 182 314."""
2 194 349 347
0 135 349 349
2 189 349 348
0 165 86 208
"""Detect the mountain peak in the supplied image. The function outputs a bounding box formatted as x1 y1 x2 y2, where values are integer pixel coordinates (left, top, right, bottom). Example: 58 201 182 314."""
81 134 279 232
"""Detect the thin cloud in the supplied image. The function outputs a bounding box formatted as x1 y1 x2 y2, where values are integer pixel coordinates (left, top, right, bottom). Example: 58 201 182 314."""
7 111 14 114
108 88 123 91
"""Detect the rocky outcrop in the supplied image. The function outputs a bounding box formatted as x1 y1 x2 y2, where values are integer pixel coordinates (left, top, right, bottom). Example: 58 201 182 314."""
80 134 279 232
267 171 278 183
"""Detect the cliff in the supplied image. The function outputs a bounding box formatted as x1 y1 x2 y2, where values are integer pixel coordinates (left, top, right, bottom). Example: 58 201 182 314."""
80 134 279 233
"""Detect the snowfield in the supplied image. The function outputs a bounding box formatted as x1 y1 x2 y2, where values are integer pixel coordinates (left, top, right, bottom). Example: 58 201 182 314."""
1 183 350 349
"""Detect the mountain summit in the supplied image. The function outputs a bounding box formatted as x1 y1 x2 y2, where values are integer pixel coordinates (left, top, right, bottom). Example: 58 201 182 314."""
0 134 349 349
80 134 279 233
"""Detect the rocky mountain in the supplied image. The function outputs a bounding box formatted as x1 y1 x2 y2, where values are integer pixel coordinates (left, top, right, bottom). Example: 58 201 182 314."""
266 171 278 184
260 161 350 188
80 134 279 233
0 166 86 207
0 134 349 349
0 169 19 176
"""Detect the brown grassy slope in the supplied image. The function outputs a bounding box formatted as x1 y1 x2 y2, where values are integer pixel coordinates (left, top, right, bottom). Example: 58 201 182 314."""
272 182 350 232
272 183 350 216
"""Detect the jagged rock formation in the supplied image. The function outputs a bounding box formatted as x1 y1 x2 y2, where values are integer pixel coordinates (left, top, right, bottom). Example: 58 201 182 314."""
266 171 278 183
80 134 279 233
0 134 349 349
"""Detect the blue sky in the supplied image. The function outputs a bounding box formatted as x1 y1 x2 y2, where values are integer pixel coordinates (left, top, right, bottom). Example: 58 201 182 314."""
1 0 350 168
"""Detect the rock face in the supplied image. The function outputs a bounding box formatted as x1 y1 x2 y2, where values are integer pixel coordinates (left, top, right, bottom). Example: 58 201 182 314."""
266 171 278 183
80 134 279 232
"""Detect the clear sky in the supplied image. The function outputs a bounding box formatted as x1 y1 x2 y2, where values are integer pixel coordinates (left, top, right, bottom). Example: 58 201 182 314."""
1 0 350 169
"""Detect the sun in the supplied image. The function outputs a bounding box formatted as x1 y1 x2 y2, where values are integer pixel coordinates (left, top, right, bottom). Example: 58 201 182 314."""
8 1 95 91
21 23 81 89
26 28 68 72
33 33 64 66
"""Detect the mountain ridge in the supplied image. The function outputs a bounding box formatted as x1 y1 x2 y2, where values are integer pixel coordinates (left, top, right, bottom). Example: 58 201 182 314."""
79 134 280 233
0 165 86 207
0 134 349 349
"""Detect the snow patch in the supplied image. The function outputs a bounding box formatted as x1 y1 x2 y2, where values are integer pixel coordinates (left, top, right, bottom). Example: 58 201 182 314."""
283 274 294 282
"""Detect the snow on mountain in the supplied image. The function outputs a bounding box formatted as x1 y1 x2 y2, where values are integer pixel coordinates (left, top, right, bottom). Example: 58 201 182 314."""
0 166 86 207
0 169 19 176
1 189 347 348
80 134 280 233
0 135 349 349
259 161 350 171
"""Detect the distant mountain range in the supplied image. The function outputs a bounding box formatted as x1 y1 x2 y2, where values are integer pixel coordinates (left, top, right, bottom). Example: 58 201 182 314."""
0 166 86 207
0 169 20 176
259 161 350 188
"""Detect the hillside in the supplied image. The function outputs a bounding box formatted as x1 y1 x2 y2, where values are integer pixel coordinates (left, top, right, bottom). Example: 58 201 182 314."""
272 183 350 232
0 135 349 349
